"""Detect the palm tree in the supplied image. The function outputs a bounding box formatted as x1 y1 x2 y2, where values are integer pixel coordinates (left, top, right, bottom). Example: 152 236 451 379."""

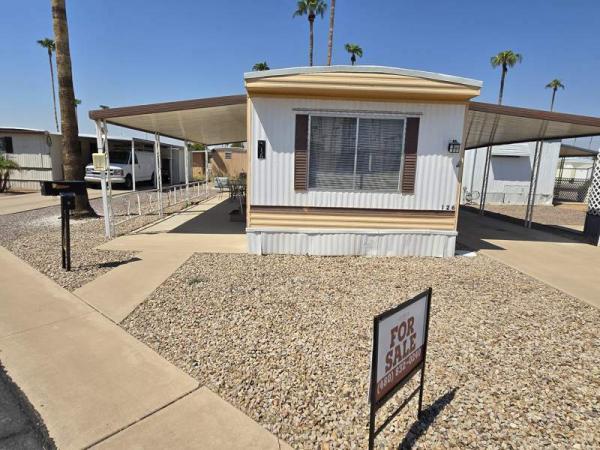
326 0 336 65
37 38 59 132
490 50 523 105
252 61 270 71
545 79 565 111
293 0 327 66
52 0 93 216
344 43 363 65
0 156 20 193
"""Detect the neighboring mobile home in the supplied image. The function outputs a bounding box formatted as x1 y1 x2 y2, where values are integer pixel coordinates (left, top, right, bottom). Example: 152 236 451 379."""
210 147 247 178
244 67 482 257
462 141 561 205
0 127 187 190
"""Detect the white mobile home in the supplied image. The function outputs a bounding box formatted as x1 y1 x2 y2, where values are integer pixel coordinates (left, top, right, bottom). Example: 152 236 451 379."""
462 141 561 205
89 65 600 252
244 67 482 257
0 127 188 190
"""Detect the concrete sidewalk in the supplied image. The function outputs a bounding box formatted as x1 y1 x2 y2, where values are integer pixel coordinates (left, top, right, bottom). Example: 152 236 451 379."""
0 189 104 215
75 196 246 322
0 247 288 449
458 210 600 309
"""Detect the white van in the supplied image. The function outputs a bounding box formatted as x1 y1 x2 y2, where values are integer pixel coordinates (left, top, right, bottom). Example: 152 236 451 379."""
85 150 155 189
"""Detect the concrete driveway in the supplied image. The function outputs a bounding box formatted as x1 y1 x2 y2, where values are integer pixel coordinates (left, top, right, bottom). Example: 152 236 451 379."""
458 209 600 309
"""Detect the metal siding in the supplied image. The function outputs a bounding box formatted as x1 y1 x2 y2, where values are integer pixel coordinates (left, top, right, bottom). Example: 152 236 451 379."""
462 141 561 205
250 98 465 211
247 230 456 257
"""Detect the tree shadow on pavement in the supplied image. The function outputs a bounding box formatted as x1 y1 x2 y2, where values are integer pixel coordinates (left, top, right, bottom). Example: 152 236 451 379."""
397 388 457 449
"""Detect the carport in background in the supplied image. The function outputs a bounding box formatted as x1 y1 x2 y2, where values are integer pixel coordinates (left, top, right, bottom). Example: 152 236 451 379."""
464 102 600 244
88 95 247 238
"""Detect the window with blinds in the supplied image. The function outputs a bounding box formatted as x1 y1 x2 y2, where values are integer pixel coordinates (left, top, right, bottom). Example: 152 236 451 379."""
308 115 405 191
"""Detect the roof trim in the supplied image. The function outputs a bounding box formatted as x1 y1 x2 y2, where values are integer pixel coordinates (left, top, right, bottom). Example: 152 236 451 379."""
244 65 483 88
468 102 600 128
89 94 247 121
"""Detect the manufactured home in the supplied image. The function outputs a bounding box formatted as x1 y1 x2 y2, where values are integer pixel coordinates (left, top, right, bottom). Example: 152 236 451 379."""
463 142 598 205
0 127 188 190
89 65 600 253
211 147 247 178
244 67 481 257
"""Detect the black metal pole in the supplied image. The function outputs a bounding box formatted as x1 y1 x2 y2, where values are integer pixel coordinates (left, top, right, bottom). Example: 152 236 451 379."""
61 195 67 269
417 287 433 419
368 316 379 450
65 200 71 271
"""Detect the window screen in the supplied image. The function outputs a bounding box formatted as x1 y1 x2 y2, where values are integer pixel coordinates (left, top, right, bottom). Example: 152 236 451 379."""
308 116 405 191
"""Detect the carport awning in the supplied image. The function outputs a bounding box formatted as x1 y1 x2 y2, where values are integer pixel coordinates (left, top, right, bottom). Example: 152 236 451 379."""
466 102 600 149
90 95 600 148
89 95 247 145
559 143 598 158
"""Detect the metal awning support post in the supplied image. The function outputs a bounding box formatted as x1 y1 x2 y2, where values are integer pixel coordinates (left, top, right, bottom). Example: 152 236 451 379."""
94 120 113 238
478 113 501 215
131 138 136 191
154 133 163 217
183 141 190 201
524 122 548 228
584 155 600 245
524 141 544 227
205 148 209 194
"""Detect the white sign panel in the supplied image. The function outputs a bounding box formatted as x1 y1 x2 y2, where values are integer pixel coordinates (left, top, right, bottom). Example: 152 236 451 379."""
372 292 429 403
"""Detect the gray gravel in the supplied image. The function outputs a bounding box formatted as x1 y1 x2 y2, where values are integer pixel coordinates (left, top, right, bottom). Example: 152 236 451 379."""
485 204 587 227
122 253 600 449
0 190 213 291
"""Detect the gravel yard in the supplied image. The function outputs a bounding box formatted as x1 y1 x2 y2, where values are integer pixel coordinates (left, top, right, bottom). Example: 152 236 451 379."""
0 190 213 291
122 253 600 449
484 204 587 229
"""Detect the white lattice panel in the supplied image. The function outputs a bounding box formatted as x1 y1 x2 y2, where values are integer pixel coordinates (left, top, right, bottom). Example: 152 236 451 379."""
588 157 600 215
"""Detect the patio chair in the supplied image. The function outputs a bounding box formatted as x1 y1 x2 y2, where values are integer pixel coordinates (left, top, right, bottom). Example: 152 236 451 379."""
214 177 229 195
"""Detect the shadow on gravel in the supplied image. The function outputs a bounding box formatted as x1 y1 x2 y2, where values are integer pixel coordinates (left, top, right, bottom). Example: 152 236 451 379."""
397 388 457 449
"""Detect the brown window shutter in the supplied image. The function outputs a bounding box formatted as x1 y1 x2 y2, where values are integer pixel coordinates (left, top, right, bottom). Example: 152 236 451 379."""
294 114 309 191
401 117 420 194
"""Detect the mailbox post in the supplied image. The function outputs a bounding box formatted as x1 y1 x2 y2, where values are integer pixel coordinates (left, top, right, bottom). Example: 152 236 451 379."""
40 181 87 271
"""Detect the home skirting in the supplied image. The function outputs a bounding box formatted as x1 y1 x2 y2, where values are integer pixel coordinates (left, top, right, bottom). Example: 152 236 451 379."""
246 228 457 257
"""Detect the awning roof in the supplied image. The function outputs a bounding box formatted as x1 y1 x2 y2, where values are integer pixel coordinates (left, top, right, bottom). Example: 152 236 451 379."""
465 102 600 149
89 95 247 145
89 95 600 149
559 143 598 158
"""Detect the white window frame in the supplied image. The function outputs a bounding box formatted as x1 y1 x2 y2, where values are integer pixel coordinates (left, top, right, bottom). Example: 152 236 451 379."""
305 112 410 193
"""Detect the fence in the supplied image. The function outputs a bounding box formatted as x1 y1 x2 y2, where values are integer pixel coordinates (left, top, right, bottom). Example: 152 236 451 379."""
107 180 212 235
554 177 592 202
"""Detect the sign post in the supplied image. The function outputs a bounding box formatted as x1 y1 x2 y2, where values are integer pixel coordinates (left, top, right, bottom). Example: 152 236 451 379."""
368 288 432 449
40 181 86 272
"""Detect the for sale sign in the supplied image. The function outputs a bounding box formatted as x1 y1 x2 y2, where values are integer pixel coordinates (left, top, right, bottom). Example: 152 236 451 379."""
368 289 432 449
373 292 429 402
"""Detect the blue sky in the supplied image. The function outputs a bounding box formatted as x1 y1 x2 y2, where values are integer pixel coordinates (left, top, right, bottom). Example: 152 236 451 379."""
2 0 599 140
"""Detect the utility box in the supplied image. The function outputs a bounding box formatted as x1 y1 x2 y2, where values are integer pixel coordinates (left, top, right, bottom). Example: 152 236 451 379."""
92 152 108 171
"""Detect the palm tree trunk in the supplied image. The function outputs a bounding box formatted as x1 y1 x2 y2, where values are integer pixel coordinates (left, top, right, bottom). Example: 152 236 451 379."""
308 15 314 66
52 0 94 216
48 50 59 132
327 0 336 65
351 54 356 65
550 89 556 111
498 65 507 105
